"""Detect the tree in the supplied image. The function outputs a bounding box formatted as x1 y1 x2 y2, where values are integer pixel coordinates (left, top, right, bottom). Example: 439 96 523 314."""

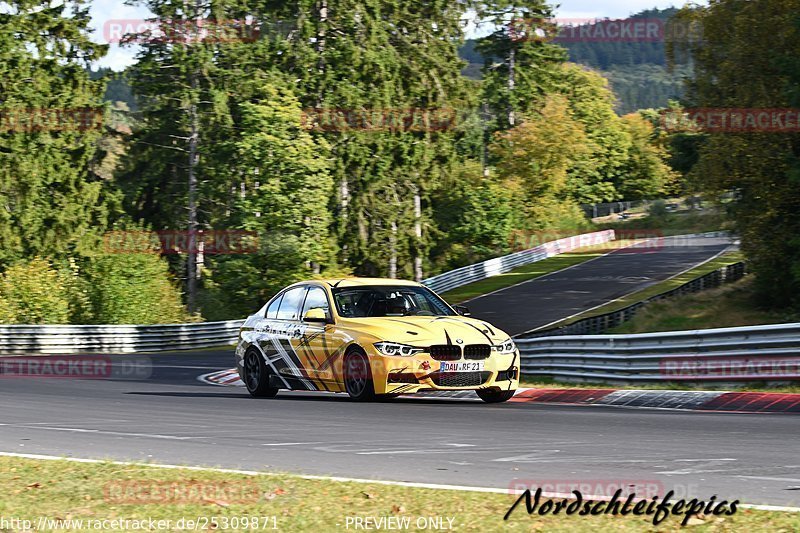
430 160 515 270
475 0 567 130
263 0 474 280
618 113 675 199
558 63 631 204
83 253 191 324
0 258 71 324
674 0 800 309
119 0 243 311
491 94 590 230
202 84 341 317
0 1 112 268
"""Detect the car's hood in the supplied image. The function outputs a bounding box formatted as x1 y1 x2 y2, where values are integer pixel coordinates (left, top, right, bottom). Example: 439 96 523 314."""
338 315 509 346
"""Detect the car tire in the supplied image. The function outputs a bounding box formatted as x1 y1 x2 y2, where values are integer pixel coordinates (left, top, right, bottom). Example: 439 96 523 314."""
344 349 376 402
476 389 516 403
243 350 280 398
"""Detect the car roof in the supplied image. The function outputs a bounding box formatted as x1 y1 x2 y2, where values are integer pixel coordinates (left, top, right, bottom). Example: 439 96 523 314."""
305 277 423 289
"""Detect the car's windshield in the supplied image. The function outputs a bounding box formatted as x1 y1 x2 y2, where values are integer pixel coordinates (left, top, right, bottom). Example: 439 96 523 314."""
332 285 455 318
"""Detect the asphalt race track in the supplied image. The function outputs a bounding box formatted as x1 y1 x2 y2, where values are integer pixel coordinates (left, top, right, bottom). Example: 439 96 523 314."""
466 235 734 335
0 351 798 508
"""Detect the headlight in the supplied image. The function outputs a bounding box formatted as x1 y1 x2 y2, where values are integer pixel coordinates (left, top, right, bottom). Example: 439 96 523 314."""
374 342 423 357
492 338 516 354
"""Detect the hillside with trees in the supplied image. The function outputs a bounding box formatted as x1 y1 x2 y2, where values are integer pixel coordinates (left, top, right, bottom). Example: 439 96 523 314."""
0 0 730 324
461 7 690 114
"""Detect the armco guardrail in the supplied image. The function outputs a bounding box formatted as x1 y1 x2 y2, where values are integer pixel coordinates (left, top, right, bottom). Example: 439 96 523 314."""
516 322 800 384
0 320 244 354
421 229 615 294
525 261 746 337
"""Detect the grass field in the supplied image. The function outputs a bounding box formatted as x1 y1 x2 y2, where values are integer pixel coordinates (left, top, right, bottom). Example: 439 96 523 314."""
0 456 797 532
609 276 798 334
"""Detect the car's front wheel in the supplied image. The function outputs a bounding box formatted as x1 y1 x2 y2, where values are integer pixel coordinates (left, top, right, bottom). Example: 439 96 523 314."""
243 350 280 398
344 349 376 402
477 389 516 403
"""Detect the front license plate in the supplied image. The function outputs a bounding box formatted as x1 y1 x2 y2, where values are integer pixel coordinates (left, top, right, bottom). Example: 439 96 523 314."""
440 361 484 372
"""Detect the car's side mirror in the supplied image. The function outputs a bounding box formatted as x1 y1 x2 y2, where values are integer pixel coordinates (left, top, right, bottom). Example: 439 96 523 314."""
454 305 471 317
303 308 330 323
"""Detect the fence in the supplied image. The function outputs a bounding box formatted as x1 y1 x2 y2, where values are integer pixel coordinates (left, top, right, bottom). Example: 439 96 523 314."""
0 321 244 354
421 229 615 294
581 200 640 219
523 261 746 338
515 322 800 384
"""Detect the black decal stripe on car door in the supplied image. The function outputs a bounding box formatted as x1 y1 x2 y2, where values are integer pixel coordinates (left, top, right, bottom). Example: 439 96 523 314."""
318 344 348 392
254 343 293 389
291 328 331 392
271 337 317 391
279 337 319 391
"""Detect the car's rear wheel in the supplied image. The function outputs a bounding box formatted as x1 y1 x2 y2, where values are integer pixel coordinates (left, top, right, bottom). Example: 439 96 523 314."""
243 350 279 398
477 389 516 403
344 349 376 402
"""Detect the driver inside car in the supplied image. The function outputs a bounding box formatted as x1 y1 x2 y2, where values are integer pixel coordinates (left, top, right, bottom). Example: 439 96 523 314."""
386 295 408 315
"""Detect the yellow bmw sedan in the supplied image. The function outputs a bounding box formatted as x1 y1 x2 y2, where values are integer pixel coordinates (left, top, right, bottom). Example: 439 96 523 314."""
234 278 519 403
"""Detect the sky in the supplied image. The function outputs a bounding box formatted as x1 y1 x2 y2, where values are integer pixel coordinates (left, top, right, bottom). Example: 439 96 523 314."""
89 0 694 71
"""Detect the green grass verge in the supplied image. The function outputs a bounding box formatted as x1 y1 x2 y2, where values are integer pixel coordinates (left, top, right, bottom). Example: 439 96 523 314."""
609 276 798 334
536 250 745 331
0 456 797 532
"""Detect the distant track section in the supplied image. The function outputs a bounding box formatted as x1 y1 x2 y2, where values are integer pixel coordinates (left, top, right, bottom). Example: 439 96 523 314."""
465 234 734 336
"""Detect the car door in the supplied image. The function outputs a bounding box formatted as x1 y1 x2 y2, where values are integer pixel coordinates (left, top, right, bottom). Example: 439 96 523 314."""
296 285 350 392
257 285 319 391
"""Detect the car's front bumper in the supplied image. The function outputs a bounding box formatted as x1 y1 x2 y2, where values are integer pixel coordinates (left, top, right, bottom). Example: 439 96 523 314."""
368 350 520 394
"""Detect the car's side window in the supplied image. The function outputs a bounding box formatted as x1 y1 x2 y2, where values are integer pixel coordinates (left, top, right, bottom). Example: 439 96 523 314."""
265 293 283 319
276 287 306 321
301 287 330 320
